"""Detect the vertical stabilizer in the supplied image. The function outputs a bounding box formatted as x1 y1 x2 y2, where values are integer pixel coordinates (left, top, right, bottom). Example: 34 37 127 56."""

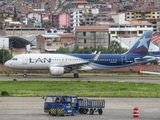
125 30 153 56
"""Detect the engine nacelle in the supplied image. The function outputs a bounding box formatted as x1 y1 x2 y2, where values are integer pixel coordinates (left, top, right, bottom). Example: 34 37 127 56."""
49 66 64 76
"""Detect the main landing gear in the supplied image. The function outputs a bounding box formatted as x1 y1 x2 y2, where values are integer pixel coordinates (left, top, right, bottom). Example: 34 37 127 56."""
23 70 27 78
23 73 27 78
73 73 79 78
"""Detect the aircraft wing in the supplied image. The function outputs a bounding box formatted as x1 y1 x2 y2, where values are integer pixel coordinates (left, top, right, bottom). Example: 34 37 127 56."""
51 51 101 68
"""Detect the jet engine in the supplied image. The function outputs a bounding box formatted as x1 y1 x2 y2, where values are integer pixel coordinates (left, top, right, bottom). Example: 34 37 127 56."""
49 66 64 76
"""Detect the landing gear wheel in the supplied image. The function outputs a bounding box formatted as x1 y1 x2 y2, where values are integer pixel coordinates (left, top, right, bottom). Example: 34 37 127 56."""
90 109 94 115
98 108 103 115
73 73 79 78
23 74 27 78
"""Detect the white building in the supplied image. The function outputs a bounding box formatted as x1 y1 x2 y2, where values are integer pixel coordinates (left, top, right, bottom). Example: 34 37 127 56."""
112 13 126 24
70 8 83 33
97 13 153 38
28 12 41 22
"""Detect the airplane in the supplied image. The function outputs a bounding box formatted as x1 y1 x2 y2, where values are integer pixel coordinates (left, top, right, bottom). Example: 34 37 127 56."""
4 30 156 78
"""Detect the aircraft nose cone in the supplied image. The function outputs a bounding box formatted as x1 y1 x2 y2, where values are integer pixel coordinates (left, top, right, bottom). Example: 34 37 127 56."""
4 61 10 68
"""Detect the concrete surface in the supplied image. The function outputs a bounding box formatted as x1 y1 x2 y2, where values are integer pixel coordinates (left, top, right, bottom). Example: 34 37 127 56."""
0 97 160 120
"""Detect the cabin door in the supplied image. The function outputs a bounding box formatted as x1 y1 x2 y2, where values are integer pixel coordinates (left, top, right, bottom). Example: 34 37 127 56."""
121 55 126 64
22 55 28 65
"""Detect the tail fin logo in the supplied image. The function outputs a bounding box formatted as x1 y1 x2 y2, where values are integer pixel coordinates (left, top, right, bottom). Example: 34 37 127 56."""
136 36 150 49
127 30 152 55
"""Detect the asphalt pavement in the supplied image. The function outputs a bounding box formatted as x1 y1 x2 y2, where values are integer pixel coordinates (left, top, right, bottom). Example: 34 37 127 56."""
0 97 160 120
1 75 160 83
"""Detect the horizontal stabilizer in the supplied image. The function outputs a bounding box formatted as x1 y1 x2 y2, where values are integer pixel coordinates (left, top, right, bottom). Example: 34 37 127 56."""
140 71 160 75
134 56 156 62
139 67 160 75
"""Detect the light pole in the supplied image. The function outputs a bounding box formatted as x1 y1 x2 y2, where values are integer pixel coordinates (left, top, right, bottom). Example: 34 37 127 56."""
3 40 4 63
129 41 132 71
2 39 4 71
129 40 131 49
10 41 13 56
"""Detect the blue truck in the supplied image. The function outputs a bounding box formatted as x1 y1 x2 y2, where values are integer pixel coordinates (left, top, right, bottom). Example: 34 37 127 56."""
44 94 79 116
44 94 105 116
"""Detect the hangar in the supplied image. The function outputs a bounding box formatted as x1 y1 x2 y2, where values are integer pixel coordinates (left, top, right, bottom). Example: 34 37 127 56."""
8 36 34 49
0 35 37 49
0 35 37 56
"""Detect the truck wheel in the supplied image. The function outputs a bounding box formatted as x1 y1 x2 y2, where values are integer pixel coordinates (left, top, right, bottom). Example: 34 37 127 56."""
90 109 94 115
79 108 83 114
98 109 103 115
62 110 67 116
50 108 56 116
83 108 88 114
71 110 75 116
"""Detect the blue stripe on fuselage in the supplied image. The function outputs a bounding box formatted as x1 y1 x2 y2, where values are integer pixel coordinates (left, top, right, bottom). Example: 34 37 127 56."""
67 54 142 66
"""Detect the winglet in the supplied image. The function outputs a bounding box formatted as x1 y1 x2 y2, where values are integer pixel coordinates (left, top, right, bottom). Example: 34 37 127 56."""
91 51 101 62
92 51 97 54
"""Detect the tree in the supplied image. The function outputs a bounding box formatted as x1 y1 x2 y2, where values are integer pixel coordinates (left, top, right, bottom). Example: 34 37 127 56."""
66 26 71 33
96 46 107 53
81 46 92 53
89 46 96 52
55 47 70 53
0 13 4 20
72 44 80 53
0 49 12 64
148 52 158 65
43 22 52 28
13 7 17 20
52 23 59 27
7 12 10 17
107 40 128 54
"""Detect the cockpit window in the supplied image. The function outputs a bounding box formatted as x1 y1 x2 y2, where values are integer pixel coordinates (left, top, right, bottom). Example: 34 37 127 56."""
12 58 18 61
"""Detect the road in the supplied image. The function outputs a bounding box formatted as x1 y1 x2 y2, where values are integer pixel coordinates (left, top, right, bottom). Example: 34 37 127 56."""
1 75 160 83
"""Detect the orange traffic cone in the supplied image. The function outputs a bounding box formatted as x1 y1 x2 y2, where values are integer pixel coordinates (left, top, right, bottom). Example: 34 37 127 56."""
133 107 139 118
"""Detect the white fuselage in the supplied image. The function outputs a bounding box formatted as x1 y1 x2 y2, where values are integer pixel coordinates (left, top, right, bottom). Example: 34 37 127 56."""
5 54 93 70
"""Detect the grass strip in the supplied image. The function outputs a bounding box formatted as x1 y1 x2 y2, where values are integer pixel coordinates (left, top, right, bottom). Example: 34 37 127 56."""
0 80 160 97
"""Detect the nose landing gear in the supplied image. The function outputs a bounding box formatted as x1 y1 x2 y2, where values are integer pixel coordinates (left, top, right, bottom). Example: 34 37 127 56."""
23 70 27 78
23 73 27 78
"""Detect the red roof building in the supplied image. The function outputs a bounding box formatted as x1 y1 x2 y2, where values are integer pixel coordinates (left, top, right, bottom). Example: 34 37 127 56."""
151 36 160 43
